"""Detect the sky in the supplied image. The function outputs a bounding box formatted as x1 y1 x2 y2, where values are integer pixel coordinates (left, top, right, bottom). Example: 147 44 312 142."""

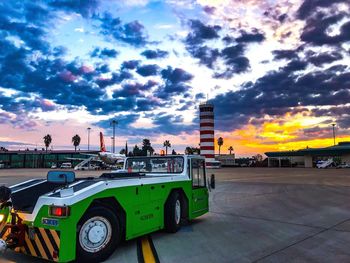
0 0 349 156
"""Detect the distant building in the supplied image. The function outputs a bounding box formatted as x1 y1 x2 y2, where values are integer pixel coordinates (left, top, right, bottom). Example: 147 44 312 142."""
265 142 350 168
199 103 221 168
0 150 98 169
215 154 235 166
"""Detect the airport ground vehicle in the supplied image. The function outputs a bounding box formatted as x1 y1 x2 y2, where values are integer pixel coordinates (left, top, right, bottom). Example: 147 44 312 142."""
316 159 335 168
0 155 214 262
60 163 72 169
75 163 100 171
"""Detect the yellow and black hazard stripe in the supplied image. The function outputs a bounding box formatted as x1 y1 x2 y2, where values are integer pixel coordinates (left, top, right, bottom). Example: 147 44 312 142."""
137 235 160 263
0 221 10 239
0 225 60 262
22 227 61 262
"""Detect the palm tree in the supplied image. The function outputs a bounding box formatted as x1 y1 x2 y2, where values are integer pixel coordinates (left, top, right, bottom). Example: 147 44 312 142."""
163 140 171 155
217 137 223 155
43 134 52 153
72 134 81 152
185 147 193 155
228 146 234 155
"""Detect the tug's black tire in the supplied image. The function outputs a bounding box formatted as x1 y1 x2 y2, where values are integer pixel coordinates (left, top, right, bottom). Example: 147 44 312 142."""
76 206 120 263
164 191 182 233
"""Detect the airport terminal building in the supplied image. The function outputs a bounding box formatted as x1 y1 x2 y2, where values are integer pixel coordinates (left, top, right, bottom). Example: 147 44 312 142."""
0 150 99 168
265 142 350 168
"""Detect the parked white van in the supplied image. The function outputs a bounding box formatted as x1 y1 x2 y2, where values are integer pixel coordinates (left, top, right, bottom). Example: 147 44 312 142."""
60 162 72 169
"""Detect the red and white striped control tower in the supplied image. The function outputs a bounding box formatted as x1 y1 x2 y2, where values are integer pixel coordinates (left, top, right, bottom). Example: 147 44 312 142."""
199 103 221 168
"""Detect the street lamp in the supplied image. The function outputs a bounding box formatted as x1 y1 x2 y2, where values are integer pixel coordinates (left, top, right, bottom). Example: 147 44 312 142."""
111 137 114 153
331 123 336 146
110 120 118 153
87 127 91 151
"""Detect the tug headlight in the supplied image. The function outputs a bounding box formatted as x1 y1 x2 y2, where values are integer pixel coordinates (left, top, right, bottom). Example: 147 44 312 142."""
0 214 4 223
49 206 70 218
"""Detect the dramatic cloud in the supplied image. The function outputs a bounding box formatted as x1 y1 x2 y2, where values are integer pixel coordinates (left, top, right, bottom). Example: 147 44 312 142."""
184 20 263 78
151 113 195 135
211 61 350 131
121 60 140 70
185 19 221 46
0 0 349 153
308 52 343 67
155 67 193 99
136 64 160 77
161 66 193 83
301 12 350 46
214 44 250 78
141 49 168 59
48 0 99 17
297 0 349 19
113 81 157 98
188 45 220 69
90 47 119 58
273 49 300 60
184 20 221 68
95 71 133 89
97 12 149 47
236 30 265 43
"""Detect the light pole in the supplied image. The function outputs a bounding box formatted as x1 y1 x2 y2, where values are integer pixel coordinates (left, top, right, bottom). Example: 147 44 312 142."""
332 123 336 146
87 127 91 151
110 120 118 153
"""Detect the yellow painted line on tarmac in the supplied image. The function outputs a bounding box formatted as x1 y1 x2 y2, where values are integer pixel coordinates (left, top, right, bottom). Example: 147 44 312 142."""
141 237 156 263
137 235 160 263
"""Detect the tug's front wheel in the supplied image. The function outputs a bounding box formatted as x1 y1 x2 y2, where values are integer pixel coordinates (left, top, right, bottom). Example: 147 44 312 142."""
164 191 182 233
76 206 120 263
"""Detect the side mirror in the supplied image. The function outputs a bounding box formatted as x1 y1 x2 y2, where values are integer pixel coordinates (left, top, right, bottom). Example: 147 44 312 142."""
210 174 215 189
47 171 75 184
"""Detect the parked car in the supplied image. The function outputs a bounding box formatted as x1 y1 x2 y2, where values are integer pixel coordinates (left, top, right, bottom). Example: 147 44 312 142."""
337 163 350 169
50 164 57 169
60 162 72 169
75 164 100 171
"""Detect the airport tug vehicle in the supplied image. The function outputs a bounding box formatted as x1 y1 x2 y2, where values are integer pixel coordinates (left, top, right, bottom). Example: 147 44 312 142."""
0 155 215 262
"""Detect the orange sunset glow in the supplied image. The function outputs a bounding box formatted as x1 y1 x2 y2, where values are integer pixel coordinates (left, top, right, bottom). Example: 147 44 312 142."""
217 112 349 156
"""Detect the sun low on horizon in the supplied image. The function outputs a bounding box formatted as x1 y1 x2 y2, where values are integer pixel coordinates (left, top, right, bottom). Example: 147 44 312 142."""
0 0 349 157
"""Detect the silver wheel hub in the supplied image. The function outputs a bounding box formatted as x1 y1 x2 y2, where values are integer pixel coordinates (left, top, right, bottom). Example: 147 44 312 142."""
175 199 181 225
88 225 105 243
79 216 112 253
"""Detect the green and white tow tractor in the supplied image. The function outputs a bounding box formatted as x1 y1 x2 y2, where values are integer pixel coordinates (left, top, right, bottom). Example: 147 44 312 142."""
0 155 215 262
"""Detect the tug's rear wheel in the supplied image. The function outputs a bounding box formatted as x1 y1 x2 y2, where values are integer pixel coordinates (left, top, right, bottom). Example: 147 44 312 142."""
76 206 120 263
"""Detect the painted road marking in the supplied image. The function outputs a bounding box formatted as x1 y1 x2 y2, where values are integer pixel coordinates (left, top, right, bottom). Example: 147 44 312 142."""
137 235 160 263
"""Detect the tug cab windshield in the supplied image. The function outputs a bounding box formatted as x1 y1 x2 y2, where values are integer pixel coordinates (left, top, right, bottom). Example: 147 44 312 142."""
125 156 184 174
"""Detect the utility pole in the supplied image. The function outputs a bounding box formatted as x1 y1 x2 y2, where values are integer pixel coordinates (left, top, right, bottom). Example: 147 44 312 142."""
87 127 91 151
110 120 118 153
332 123 336 146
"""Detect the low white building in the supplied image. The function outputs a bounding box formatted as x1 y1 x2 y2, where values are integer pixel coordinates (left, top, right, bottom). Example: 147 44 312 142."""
215 154 235 167
265 142 350 168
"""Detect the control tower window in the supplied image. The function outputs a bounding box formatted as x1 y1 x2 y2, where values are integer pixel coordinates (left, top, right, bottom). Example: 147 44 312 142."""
200 107 213 112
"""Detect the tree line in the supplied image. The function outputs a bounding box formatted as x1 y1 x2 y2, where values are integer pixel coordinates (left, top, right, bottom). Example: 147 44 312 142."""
120 139 177 156
43 134 81 152
41 134 234 155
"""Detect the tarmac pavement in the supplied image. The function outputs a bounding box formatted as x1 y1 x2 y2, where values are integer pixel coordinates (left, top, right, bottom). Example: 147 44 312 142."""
0 167 350 263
